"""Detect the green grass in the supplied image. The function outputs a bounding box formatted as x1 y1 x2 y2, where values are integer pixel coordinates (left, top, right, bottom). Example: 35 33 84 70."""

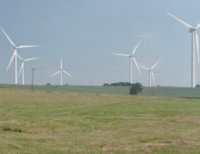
0 87 200 153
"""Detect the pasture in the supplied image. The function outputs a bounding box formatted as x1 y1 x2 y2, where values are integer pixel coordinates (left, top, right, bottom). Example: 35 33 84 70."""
0 86 200 153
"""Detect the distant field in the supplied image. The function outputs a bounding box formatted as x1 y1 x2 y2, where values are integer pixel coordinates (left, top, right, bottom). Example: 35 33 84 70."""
0 87 200 153
2 84 200 98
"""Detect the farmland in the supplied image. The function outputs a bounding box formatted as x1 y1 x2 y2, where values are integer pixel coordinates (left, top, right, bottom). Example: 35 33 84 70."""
0 86 200 153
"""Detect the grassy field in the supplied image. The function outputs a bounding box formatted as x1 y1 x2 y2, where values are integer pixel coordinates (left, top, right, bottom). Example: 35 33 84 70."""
1 87 200 153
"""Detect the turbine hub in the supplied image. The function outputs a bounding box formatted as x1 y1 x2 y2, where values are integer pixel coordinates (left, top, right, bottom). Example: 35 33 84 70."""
189 28 196 33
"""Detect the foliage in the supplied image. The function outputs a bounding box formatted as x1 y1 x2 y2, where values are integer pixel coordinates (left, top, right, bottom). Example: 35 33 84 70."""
46 83 51 86
195 84 200 88
103 82 131 86
103 83 110 86
2 126 22 133
129 82 143 95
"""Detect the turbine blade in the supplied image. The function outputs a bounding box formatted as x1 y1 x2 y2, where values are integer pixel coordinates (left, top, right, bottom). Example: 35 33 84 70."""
112 53 129 57
196 23 200 29
17 53 22 61
132 57 141 73
17 45 40 49
195 32 200 63
0 27 16 47
24 57 40 62
50 71 61 77
60 57 63 69
132 40 142 55
151 60 160 70
7 52 15 71
63 70 72 77
167 12 193 29
140 65 149 71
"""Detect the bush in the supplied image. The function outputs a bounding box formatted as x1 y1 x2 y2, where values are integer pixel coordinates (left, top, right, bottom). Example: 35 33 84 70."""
46 83 51 86
103 83 110 86
103 82 131 86
195 84 200 88
129 83 143 95
2 126 22 133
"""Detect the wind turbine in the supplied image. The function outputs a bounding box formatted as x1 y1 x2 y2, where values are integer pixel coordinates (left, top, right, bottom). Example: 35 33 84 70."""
140 61 160 87
113 40 142 84
0 27 39 84
167 13 200 88
17 54 39 85
50 57 72 86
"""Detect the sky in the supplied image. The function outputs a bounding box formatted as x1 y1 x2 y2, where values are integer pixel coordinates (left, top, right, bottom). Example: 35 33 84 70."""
0 0 200 87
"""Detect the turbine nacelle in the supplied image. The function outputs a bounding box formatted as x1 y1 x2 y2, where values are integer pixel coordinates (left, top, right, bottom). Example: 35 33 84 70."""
189 25 200 33
189 28 196 33
189 27 200 33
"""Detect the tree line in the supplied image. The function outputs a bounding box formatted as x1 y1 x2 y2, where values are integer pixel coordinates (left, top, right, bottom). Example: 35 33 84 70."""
104 82 143 95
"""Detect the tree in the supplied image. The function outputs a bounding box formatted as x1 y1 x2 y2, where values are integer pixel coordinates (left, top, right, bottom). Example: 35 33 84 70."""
103 83 110 86
103 82 131 86
195 84 200 88
46 83 51 86
129 83 143 95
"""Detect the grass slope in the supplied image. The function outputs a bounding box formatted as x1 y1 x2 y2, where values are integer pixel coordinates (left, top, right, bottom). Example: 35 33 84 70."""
0 88 200 153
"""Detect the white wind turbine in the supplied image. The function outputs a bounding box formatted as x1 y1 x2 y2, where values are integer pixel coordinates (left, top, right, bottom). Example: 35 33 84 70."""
17 54 39 85
167 13 200 88
50 57 72 86
0 27 39 85
140 61 160 87
113 40 142 84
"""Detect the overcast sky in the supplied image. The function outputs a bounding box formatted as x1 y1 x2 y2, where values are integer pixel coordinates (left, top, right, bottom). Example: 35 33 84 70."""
0 0 200 87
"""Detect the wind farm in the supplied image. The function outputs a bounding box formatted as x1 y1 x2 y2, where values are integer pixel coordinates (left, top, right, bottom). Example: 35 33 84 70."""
1 1 200 154
0 18 199 87
0 27 39 85
0 9 199 89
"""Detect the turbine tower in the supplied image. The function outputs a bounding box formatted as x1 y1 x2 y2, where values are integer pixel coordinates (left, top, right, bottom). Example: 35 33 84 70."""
18 55 39 85
167 13 200 88
113 40 142 84
0 27 39 84
140 61 160 87
50 57 72 86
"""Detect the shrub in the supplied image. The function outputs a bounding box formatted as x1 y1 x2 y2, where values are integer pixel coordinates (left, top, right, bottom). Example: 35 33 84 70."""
129 83 143 95
2 126 22 133
195 84 200 88
46 83 51 86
